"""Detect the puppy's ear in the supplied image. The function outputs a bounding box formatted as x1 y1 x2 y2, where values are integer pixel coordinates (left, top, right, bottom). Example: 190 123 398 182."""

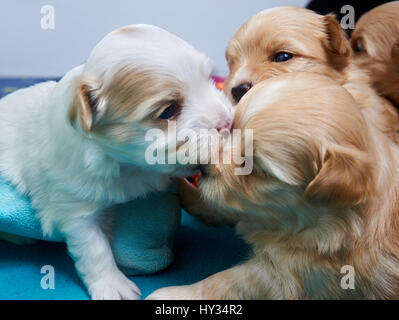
69 77 104 132
322 14 352 71
305 145 373 208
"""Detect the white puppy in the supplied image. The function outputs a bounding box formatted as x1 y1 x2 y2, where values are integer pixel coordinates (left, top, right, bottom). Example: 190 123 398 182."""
0 25 233 299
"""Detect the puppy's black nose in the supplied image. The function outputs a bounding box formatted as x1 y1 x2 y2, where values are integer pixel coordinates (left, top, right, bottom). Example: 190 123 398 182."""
231 83 252 103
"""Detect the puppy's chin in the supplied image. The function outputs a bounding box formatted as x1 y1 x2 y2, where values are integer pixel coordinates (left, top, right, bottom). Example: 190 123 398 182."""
198 174 224 206
198 162 235 206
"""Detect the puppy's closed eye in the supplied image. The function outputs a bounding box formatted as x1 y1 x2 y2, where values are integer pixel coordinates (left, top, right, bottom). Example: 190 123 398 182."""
351 38 366 54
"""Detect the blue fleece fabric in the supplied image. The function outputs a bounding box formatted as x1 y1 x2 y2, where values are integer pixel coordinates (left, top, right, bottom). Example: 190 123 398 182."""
0 176 182 275
0 79 248 299
0 212 248 299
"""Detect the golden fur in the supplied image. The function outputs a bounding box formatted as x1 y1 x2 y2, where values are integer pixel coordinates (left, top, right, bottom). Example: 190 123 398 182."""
351 2 399 106
224 6 399 144
149 72 399 299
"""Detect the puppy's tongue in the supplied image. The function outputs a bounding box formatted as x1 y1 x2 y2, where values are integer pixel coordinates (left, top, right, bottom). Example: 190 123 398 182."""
186 172 202 188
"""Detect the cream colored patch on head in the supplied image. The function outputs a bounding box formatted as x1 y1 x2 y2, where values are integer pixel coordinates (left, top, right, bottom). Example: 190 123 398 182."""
90 67 184 145
102 67 184 122
114 25 141 34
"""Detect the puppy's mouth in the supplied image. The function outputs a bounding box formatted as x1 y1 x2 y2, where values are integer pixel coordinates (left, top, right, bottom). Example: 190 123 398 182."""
197 165 210 178
185 165 208 187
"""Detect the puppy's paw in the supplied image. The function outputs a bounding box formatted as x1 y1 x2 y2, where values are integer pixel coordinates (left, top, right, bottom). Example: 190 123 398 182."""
88 271 141 300
146 284 202 300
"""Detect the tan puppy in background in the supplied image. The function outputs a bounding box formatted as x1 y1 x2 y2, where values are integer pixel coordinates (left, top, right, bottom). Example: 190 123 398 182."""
224 6 399 143
149 72 399 300
351 1 399 106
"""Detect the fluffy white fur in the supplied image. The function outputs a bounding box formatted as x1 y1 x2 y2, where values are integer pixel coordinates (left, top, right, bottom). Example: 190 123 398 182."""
0 24 233 299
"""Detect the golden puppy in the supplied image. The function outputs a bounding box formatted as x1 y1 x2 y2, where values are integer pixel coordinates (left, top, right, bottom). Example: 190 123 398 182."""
148 72 399 300
224 6 399 143
351 2 399 106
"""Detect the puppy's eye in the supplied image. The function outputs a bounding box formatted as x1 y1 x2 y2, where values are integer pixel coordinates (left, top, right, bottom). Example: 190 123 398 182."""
159 104 179 120
273 52 293 63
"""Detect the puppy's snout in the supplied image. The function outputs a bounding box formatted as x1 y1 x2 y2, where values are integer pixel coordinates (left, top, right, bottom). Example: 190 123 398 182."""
231 83 252 103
